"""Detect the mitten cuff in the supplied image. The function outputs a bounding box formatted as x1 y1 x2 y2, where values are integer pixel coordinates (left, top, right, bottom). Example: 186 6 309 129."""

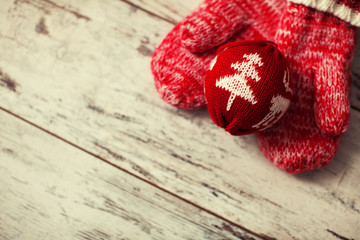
290 0 360 26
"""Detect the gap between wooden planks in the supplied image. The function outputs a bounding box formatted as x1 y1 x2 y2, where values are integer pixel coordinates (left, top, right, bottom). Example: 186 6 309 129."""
0 0 360 239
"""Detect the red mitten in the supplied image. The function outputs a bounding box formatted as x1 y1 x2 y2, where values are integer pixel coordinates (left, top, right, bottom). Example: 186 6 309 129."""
151 0 286 109
257 2 357 174
205 41 292 135
181 0 284 52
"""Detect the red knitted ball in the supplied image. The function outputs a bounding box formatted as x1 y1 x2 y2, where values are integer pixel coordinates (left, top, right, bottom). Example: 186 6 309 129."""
205 40 293 135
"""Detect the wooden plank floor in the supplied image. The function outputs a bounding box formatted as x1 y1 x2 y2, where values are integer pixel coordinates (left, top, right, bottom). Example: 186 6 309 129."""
1 0 359 239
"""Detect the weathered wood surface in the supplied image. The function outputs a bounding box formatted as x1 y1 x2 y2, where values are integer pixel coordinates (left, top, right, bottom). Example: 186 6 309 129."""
0 110 259 240
0 0 359 239
126 0 201 24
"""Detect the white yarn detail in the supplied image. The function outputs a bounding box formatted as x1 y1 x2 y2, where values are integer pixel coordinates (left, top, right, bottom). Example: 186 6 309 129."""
209 56 217 71
252 95 291 130
232 53 264 82
283 68 292 94
215 53 263 111
289 0 360 27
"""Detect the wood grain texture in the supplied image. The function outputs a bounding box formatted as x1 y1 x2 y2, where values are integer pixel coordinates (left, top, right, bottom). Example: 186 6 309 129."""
123 0 201 24
0 0 359 239
0 110 260 240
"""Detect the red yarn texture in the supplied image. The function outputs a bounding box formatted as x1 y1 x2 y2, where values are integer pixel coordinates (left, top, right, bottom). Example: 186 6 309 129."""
181 0 284 53
257 2 357 174
290 0 360 27
151 0 285 109
205 41 292 135
151 0 357 174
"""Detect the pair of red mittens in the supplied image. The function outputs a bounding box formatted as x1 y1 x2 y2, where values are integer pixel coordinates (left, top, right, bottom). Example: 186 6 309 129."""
151 0 357 174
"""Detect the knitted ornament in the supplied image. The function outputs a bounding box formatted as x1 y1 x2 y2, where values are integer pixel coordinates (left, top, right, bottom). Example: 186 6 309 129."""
257 2 357 174
205 41 292 135
151 0 286 109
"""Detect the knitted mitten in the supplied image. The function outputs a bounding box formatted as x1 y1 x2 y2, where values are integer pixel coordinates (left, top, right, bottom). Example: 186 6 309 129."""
151 0 285 109
257 2 357 174
151 23 213 109
181 0 284 53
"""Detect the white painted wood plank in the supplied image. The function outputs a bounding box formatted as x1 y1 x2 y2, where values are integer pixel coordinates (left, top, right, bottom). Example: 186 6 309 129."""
124 0 202 23
0 0 359 239
0 110 259 240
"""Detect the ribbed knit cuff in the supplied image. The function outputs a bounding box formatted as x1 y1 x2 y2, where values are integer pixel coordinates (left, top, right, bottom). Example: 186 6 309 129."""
289 0 360 27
